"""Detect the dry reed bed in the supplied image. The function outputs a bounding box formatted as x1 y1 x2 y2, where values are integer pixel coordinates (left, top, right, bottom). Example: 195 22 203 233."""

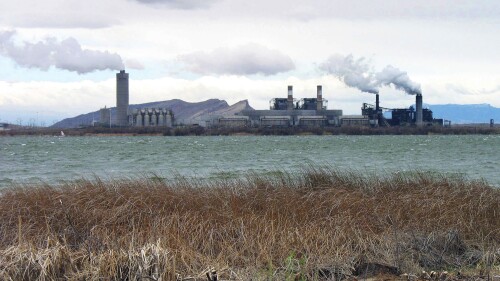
0 169 499 280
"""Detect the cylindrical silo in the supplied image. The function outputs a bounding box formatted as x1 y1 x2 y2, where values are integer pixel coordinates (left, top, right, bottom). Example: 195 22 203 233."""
165 111 173 127
116 70 129 126
144 109 150 126
158 111 165 126
151 110 158 126
135 112 143 127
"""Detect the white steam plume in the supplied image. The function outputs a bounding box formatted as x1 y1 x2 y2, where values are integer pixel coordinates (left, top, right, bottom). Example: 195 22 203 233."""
320 54 421 95
0 30 124 74
319 54 379 94
376 65 421 95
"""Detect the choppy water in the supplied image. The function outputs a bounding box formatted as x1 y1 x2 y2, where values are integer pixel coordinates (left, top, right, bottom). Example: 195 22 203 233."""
0 135 499 187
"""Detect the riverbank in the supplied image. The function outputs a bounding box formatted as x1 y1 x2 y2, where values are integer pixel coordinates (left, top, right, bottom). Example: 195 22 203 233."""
1 125 500 136
0 169 498 280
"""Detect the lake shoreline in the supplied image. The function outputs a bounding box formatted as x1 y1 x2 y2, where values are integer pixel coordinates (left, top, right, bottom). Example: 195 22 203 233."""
1 125 499 137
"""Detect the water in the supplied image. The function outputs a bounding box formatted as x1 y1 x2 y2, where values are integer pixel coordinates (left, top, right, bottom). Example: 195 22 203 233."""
0 135 499 187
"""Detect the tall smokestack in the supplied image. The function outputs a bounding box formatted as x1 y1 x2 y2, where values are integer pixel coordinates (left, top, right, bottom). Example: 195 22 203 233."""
375 94 380 112
287 85 294 110
316 85 323 111
416 93 423 126
116 70 129 126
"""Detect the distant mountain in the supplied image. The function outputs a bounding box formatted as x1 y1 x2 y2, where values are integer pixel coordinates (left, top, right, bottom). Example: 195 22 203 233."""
426 104 500 124
51 99 254 128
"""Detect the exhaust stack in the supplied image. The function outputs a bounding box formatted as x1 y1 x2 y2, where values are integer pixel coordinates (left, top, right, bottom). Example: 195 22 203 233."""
375 94 380 112
116 70 129 126
316 85 323 111
287 85 294 110
416 93 423 126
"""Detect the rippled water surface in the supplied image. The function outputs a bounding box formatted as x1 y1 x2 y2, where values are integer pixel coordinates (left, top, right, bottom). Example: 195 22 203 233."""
1 135 499 187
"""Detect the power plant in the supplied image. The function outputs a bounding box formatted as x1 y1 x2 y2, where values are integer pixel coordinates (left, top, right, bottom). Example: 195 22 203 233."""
359 93 442 127
225 85 342 127
100 70 443 128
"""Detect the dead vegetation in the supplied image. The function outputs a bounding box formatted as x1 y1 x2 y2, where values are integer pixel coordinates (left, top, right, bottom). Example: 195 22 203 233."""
0 168 499 280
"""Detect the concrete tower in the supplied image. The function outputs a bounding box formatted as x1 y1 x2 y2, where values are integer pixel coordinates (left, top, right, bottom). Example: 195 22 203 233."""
287 85 294 110
415 93 423 126
316 85 323 111
116 70 129 126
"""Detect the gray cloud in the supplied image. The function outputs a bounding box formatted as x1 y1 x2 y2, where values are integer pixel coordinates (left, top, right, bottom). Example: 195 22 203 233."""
0 31 124 74
179 44 295 76
321 54 421 95
132 0 216 9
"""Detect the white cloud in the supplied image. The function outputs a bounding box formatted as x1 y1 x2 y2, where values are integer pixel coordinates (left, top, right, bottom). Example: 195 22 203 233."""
179 44 295 76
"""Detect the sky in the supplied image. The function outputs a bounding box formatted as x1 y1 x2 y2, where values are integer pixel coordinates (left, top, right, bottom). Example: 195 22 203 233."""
0 0 499 125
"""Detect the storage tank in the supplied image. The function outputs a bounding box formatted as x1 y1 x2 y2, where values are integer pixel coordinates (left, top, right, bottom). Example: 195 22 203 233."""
116 70 129 126
144 109 150 126
135 111 143 127
151 109 158 126
165 110 173 127
158 112 165 126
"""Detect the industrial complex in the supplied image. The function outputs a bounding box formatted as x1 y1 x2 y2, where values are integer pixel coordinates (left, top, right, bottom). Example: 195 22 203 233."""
99 70 444 128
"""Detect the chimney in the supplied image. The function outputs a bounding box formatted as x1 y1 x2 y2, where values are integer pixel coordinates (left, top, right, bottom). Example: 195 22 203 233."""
116 70 129 127
416 93 423 126
375 94 380 112
316 85 323 111
287 85 294 110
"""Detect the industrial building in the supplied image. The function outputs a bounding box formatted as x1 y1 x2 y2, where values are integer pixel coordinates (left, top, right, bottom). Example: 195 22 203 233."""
99 106 111 126
99 70 174 128
223 85 343 127
358 93 443 127
99 70 444 129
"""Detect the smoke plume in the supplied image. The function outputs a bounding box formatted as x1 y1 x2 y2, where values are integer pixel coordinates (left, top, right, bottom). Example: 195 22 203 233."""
321 54 421 95
320 54 379 94
376 65 421 95
0 30 124 74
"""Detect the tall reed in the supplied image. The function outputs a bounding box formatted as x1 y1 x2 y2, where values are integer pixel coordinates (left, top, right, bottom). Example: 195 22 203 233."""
0 169 498 280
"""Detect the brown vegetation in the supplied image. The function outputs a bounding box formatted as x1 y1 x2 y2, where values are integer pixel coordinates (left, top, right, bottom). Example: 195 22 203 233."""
0 169 499 280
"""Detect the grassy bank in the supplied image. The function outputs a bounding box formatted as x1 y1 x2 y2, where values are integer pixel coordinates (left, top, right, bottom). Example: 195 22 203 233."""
0 169 499 280
1 125 500 136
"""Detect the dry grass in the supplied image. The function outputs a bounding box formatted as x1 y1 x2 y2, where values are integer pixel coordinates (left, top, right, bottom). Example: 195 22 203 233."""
0 169 499 280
